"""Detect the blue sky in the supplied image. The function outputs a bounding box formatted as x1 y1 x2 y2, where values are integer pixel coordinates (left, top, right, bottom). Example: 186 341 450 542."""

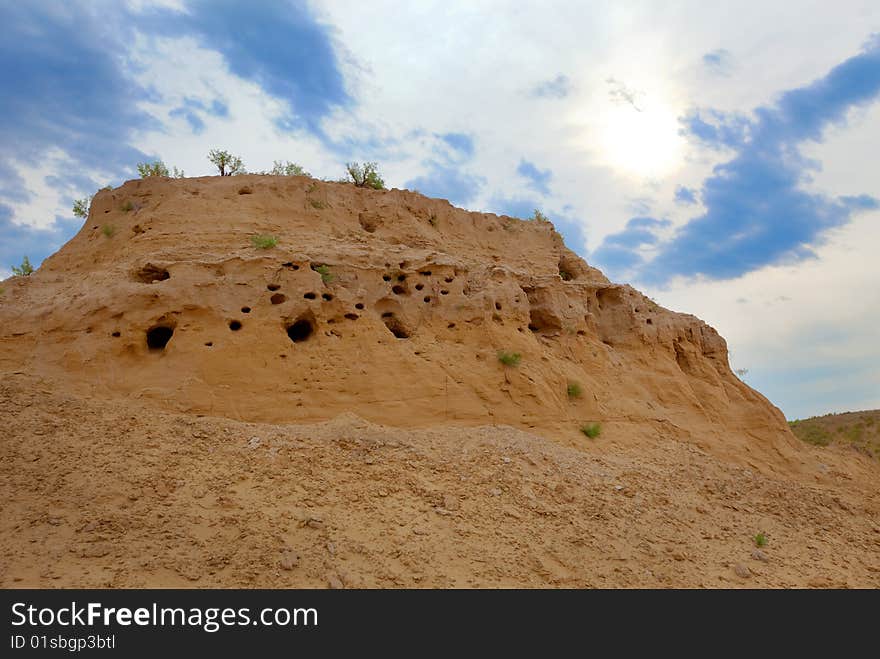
1 0 879 418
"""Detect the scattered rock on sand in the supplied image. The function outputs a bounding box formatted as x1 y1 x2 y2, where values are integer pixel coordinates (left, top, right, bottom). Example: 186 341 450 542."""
279 550 300 570
751 549 769 562
442 494 460 511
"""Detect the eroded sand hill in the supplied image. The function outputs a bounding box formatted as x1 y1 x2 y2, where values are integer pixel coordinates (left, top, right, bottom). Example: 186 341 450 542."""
1 176 878 587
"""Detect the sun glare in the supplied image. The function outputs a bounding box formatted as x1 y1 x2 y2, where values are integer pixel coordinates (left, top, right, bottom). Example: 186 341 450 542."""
597 101 684 179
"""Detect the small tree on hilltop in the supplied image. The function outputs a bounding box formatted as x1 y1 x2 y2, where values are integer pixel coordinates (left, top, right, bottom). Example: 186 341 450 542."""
72 196 92 219
12 256 34 277
208 149 245 176
345 162 385 189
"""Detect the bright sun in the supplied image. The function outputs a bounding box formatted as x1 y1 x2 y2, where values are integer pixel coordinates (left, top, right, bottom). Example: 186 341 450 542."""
597 101 684 179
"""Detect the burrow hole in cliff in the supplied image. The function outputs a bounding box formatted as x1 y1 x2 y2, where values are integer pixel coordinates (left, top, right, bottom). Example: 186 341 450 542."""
270 293 287 305
322 293 333 301
287 315 315 343
382 314 411 339
146 325 174 351
241 306 251 313
304 292 317 300
267 284 281 291
415 283 424 291
392 284 408 296
133 264 169 284
229 320 243 331
528 308 561 334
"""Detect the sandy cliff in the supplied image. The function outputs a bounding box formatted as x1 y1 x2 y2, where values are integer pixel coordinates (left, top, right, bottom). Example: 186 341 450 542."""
0 175 798 472
2 175 877 588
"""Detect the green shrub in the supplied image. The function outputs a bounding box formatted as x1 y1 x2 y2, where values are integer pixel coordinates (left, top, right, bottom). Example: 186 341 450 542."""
11 256 34 277
137 161 170 177
309 198 328 209
580 423 601 439
250 234 278 249
208 149 245 176
120 200 134 212
754 532 768 548
313 264 333 283
268 160 309 176
560 269 573 281
497 350 522 367
72 197 91 219
531 209 550 223
345 162 385 189
567 382 583 399
101 224 115 238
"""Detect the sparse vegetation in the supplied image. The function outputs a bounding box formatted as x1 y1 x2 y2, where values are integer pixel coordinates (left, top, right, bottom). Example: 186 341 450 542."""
313 264 333 283
250 234 278 249
138 161 168 177
120 200 135 212
497 350 522 367
531 209 551 223
734 368 749 380
101 224 115 238
580 422 601 439
136 161 182 178
11 256 34 277
754 532 768 548
345 162 385 190
567 382 583 399
788 410 880 458
72 197 91 219
208 149 245 176
267 161 309 176
559 269 573 281
309 198 328 210
788 419 833 446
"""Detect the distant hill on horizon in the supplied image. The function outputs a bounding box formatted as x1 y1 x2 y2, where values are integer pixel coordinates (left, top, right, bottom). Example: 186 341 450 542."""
789 409 880 459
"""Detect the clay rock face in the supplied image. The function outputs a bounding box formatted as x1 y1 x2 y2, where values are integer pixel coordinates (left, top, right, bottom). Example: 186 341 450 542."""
0 175 800 471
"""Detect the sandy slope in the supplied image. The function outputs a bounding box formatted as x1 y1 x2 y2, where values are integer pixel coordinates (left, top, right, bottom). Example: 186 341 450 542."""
2 372 878 588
